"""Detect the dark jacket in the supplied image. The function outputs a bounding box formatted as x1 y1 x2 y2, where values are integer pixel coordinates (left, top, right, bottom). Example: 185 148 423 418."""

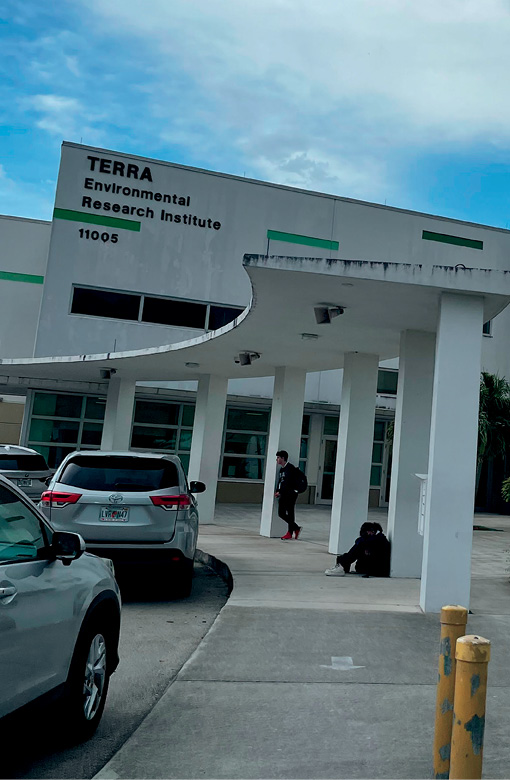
277 462 298 497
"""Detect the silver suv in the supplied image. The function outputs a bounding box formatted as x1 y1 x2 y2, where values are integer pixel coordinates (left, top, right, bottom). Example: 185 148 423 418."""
0 444 53 501
40 451 206 596
0 475 121 740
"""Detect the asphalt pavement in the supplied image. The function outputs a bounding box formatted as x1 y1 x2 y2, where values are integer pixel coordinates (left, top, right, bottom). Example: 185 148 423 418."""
0 562 229 780
94 504 510 779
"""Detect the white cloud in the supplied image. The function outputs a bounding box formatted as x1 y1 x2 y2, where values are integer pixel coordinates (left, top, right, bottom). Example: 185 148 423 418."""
25 94 105 144
74 0 510 198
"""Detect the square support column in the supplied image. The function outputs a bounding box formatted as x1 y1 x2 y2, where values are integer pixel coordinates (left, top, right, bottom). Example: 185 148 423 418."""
420 294 484 612
260 367 306 537
329 353 379 554
387 331 435 577
188 374 228 525
100 376 136 451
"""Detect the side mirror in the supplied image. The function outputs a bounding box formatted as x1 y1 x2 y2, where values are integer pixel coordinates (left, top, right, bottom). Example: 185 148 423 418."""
189 480 206 494
52 531 86 566
44 476 52 487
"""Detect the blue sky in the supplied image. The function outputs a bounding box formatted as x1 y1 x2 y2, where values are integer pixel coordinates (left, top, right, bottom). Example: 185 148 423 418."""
2 0 510 228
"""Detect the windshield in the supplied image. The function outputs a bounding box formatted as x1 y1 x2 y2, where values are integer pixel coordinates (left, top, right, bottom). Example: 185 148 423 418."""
58 455 180 492
0 454 49 471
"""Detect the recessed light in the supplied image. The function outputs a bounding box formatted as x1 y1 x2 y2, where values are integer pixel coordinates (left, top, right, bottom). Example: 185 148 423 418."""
185 362 200 368
301 333 320 340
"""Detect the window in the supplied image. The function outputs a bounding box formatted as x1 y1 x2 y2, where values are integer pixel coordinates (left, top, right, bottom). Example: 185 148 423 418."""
323 416 339 435
370 420 387 487
208 305 244 330
221 408 270 480
71 287 141 321
483 320 492 336
59 455 180 492
0 454 48 471
142 297 207 329
0 485 48 562
27 391 106 469
130 399 195 473
71 286 243 332
377 370 398 395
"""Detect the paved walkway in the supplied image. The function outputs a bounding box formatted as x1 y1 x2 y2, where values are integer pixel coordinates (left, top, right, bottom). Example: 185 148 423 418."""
96 505 510 779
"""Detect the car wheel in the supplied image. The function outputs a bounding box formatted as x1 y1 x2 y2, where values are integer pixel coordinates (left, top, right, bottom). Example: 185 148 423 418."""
174 557 194 598
62 621 112 741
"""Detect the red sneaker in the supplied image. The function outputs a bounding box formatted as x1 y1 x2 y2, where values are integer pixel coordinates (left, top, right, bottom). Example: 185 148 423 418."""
294 526 302 540
281 532 293 540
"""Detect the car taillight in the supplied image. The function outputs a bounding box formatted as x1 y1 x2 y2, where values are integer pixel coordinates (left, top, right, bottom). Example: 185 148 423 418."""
40 491 82 508
150 494 191 510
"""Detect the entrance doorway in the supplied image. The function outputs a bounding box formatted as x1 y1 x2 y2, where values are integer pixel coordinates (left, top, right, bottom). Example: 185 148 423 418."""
316 420 391 506
317 436 337 503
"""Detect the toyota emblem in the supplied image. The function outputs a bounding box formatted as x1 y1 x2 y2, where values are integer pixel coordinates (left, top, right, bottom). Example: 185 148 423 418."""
109 493 124 503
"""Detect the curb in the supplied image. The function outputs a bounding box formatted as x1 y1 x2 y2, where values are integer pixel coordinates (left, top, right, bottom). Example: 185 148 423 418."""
195 547 234 594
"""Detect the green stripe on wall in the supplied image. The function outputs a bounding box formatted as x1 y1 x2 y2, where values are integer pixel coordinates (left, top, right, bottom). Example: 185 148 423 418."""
267 229 339 251
422 230 483 250
53 208 141 232
0 270 44 284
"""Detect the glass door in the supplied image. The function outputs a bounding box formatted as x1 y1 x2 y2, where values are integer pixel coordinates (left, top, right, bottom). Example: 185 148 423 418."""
317 436 337 504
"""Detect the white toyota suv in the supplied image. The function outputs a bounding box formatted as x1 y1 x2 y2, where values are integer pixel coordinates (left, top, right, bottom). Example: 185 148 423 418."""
0 475 121 740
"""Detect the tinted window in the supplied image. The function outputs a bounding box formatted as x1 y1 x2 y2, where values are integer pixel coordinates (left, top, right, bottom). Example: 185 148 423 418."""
58 456 180 492
71 288 141 321
142 297 207 329
0 454 49 471
0 485 47 562
208 305 244 330
377 369 398 395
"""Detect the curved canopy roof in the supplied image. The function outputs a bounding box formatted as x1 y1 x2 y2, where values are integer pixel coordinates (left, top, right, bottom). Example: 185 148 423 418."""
1 254 509 383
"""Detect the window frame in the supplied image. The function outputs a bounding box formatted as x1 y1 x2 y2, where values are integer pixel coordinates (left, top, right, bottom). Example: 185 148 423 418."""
69 284 244 332
27 391 108 469
129 398 195 473
220 406 271 482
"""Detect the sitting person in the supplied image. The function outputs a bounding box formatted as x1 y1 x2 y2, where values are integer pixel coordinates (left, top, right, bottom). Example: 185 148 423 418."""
325 521 390 577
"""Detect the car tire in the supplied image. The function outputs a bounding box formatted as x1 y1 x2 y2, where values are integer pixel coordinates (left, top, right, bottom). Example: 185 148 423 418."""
61 619 113 742
174 557 194 598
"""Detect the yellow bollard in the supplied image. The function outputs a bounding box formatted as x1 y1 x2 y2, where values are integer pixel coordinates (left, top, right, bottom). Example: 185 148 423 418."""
433 605 468 779
449 635 491 779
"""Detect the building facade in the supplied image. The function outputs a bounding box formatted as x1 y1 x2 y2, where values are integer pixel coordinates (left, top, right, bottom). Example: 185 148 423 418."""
2 142 510 509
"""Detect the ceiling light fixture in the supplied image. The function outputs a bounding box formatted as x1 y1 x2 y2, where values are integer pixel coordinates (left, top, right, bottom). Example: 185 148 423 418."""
185 362 200 368
301 333 320 340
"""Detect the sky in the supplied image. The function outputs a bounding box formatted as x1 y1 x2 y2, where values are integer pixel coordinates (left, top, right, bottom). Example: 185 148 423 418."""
2 0 510 228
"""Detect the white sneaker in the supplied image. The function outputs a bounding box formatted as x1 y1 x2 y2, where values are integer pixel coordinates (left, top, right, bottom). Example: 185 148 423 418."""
324 563 345 576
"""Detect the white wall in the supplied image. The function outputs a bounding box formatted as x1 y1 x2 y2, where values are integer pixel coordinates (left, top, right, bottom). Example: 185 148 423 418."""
35 142 510 359
0 215 50 357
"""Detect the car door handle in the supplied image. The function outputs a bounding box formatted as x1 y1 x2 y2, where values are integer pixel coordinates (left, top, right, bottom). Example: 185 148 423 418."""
0 586 16 598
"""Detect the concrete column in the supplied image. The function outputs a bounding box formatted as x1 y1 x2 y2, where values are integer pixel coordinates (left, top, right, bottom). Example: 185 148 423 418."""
387 331 435 577
260 367 307 537
329 353 379 554
420 294 484 613
188 374 228 524
100 376 136 451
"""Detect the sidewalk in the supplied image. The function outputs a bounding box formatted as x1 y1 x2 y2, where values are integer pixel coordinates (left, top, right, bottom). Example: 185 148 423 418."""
96 505 510 779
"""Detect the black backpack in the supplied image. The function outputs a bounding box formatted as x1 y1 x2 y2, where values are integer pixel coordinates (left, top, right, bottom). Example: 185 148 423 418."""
295 468 308 494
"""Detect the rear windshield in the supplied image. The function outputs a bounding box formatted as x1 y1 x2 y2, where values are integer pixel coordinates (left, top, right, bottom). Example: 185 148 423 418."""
0 454 49 471
58 456 180 492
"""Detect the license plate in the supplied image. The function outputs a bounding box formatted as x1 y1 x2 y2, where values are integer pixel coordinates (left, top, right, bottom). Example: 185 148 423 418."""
100 507 129 522
17 479 32 487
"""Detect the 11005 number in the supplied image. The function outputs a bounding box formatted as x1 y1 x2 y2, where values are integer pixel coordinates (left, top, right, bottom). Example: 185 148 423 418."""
78 229 118 243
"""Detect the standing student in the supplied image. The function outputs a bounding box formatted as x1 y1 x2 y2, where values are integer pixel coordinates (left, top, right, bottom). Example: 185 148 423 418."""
275 450 302 540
